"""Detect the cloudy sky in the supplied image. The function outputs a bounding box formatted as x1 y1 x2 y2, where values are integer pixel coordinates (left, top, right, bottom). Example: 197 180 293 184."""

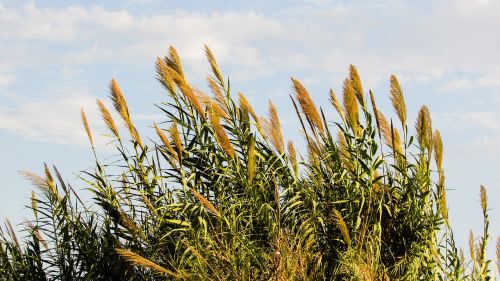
1 0 499 255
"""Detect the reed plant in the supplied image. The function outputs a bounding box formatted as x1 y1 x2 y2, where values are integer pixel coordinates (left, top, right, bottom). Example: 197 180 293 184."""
0 46 498 280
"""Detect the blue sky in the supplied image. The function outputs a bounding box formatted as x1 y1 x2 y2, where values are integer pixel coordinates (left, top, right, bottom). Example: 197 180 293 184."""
1 0 499 258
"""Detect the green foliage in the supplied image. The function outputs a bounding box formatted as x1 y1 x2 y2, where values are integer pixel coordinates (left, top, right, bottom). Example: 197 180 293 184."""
0 46 497 280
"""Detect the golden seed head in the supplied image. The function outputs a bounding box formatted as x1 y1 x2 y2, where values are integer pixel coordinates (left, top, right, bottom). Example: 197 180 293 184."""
97 99 121 141
377 111 402 154
268 100 285 154
155 57 176 97
349 65 365 108
166 46 184 79
333 209 351 246
154 123 178 164
291 78 324 134
389 75 407 125
480 185 487 212
191 188 220 216
433 130 443 171
415 105 433 151
343 78 360 136
207 76 228 112
168 121 183 163
330 89 346 121
288 140 298 174
248 136 256 183
116 248 177 276
80 109 94 148
204 45 225 86
209 104 235 158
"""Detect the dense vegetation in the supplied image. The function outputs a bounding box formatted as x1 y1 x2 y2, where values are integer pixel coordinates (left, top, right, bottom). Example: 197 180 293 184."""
0 46 498 280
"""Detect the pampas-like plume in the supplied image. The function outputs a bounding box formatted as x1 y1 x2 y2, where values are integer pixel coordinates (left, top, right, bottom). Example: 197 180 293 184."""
207 77 228 113
97 99 121 141
116 248 177 276
349 65 365 107
288 140 298 175
155 58 176 97
209 104 235 158
433 130 443 171
291 78 325 134
190 188 220 216
44 164 56 194
168 121 183 163
167 67 206 117
204 45 225 86
239 92 261 128
25 221 48 250
198 92 229 119
109 79 143 147
390 75 407 125
154 123 178 164
80 109 94 148
343 78 360 137
333 209 351 246
268 101 285 154
20 171 48 191
369 90 381 132
166 46 184 79
480 185 487 212
118 209 145 239
376 111 402 154
415 106 433 152
469 230 475 262
330 89 346 121
31 191 37 218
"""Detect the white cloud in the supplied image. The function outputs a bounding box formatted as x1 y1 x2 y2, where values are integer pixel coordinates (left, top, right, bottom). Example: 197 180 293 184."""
0 94 101 145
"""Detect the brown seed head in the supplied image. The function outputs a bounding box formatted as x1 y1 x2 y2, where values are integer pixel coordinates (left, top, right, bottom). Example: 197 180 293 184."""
155 57 176 97
480 185 487 212
377 111 402 154
330 89 346 121
433 130 443 171
415 106 433 151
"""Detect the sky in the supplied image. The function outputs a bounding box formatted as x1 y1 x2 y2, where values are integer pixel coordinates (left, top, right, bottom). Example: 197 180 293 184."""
0 0 499 258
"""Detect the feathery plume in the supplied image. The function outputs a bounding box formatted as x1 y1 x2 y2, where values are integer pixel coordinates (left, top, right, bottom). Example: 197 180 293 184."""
349 65 365 107
389 75 407 125
80 109 94 148
168 69 206 117
268 100 285 154
469 230 475 262
207 77 228 113
291 78 325 134
116 248 177 276
191 188 220 216
376 111 402 154
166 46 184 78
343 78 360 136
109 79 143 147
168 121 183 163
204 45 225 86
415 106 433 151
155 57 176 97
333 209 351 246
20 171 48 191
369 90 381 132
329 89 346 121
433 130 443 171
480 185 487 212
97 99 121 141
44 163 56 194
118 209 145 239
5 219 20 250
25 221 48 250
288 140 298 174
209 105 235 158
31 191 37 218
154 123 178 164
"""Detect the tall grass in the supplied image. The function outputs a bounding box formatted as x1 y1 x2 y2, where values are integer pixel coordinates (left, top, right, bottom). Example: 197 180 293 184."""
0 46 497 280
